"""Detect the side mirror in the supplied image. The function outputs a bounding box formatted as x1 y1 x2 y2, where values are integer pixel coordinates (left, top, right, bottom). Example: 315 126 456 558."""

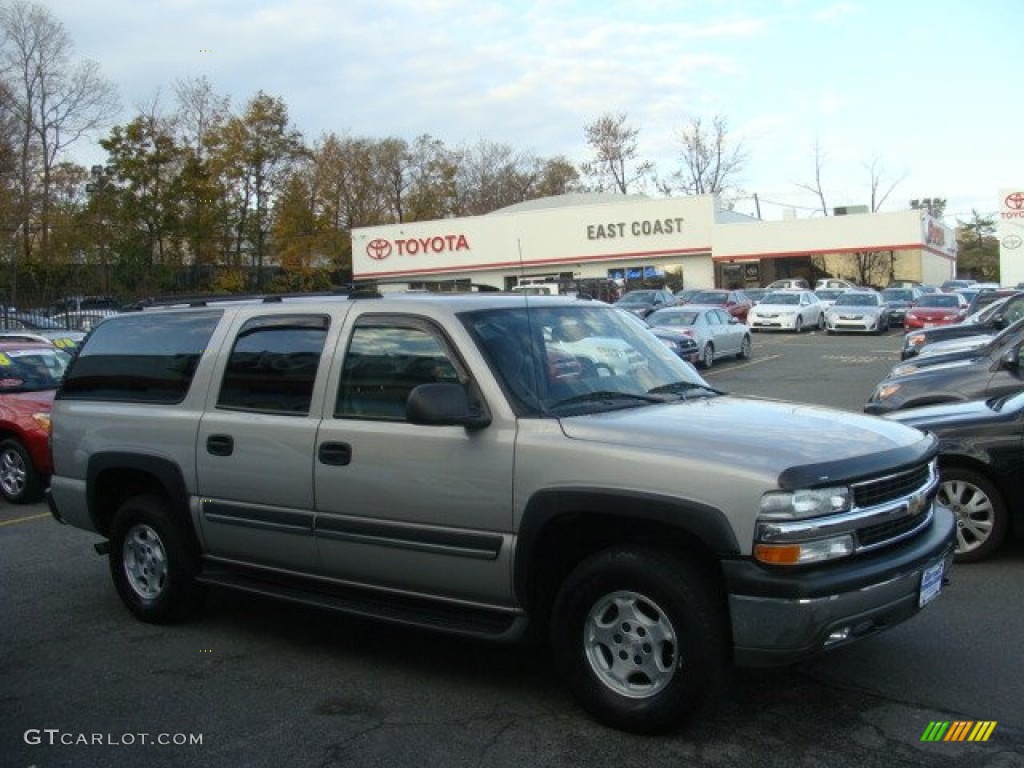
992 314 1006 329
1000 348 1020 369
407 382 491 429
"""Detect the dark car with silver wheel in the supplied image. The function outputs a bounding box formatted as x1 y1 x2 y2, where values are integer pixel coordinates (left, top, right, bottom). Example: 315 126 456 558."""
885 392 1024 561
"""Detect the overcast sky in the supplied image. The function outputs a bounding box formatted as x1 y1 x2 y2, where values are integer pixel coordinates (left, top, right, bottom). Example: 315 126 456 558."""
37 0 1020 224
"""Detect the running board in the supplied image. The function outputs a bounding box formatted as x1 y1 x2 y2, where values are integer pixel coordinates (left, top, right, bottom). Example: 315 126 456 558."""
196 564 522 640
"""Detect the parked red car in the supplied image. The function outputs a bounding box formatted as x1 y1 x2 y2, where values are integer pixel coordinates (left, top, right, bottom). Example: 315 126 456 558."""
0 341 73 503
903 293 969 330
681 289 753 323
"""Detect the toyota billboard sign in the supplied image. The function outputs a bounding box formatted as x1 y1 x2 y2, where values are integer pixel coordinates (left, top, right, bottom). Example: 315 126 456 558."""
999 188 1024 286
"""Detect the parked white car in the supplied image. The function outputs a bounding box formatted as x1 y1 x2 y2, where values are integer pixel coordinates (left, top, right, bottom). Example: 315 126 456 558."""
746 290 825 333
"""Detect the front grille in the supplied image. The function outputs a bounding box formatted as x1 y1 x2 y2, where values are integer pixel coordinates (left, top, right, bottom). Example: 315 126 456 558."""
857 510 929 549
852 463 932 508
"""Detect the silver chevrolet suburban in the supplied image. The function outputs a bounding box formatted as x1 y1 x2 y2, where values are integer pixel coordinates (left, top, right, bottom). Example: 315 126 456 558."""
47 290 955 733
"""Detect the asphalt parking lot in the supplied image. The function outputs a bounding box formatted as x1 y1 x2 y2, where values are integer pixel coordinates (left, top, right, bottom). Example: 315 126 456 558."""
1 326 1022 768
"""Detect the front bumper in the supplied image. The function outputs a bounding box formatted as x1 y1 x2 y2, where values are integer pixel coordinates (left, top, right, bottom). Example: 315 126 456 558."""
826 315 881 332
724 504 955 666
749 315 798 330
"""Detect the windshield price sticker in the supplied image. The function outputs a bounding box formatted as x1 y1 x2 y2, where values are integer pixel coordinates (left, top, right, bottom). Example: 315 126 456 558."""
0 353 10 366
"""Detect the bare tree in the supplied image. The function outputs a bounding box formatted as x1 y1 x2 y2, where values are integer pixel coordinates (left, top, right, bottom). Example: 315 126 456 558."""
795 138 830 215
671 115 747 196
0 0 118 265
173 75 229 163
580 112 654 194
864 155 906 213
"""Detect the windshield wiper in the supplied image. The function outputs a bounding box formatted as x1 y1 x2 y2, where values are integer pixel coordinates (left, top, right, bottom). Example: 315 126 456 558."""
549 390 669 410
647 381 723 397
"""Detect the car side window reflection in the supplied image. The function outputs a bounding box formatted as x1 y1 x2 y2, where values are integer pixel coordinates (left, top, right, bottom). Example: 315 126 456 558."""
336 320 460 421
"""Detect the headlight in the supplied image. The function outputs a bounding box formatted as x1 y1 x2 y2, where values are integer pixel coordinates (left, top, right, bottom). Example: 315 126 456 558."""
759 487 851 520
891 363 917 377
873 382 902 400
32 413 52 434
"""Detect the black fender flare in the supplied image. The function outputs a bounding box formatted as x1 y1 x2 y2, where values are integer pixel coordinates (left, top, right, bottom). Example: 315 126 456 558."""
513 488 740 606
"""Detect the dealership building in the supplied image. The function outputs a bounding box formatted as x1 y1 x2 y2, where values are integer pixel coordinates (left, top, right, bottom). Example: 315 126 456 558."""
351 193 957 292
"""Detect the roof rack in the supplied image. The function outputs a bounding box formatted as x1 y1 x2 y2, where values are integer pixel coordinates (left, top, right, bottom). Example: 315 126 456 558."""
123 288 354 311
346 278 501 299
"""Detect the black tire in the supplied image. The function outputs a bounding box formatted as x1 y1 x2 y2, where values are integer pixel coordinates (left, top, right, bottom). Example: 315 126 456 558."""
700 343 714 369
794 316 804 333
550 547 728 734
937 467 1009 563
108 494 208 623
817 313 825 331
0 438 45 504
738 335 751 360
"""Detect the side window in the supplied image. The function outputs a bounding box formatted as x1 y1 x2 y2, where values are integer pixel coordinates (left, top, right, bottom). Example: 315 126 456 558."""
217 315 328 415
58 311 221 403
335 320 459 421
705 311 721 326
1004 299 1024 325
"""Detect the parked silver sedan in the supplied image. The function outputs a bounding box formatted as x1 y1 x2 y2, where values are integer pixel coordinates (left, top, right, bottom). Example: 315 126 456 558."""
645 305 751 368
825 290 891 334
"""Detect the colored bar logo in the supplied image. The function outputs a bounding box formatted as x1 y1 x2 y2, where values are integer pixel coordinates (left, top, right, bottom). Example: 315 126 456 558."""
921 721 997 742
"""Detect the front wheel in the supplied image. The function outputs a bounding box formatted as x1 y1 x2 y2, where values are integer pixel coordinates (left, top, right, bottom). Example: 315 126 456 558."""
937 467 1008 563
551 547 727 733
794 316 804 333
108 495 208 623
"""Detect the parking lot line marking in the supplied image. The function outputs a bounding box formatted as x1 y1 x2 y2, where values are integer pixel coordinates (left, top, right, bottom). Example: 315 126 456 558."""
704 354 782 375
0 511 51 527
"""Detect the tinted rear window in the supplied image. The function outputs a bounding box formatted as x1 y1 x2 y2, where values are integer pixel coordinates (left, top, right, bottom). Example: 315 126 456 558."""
58 311 221 403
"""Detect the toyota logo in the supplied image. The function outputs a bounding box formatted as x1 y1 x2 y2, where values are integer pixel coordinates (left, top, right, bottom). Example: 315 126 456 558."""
1003 234 1023 250
366 239 392 260
1005 192 1024 211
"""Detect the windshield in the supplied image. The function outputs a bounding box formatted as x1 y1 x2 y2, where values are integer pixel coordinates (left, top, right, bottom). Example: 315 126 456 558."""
646 309 699 327
835 293 880 307
761 292 800 305
815 289 843 300
0 347 72 392
918 294 960 308
687 291 727 304
881 289 912 301
464 304 712 415
616 291 655 305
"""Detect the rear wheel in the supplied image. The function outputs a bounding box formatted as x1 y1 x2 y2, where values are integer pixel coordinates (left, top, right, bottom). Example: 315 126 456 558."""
108 495 208 622
700 343 714 369
0 438 45 504
937 467 1008 563
738 335 751 359
551 547 727 733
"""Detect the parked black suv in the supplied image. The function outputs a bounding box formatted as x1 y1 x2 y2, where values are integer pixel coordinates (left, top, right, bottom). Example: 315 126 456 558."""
887 392 1024 561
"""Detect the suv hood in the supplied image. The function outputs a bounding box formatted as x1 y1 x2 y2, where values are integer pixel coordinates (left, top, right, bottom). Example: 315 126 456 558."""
559 395 930 484
917 334 993 358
